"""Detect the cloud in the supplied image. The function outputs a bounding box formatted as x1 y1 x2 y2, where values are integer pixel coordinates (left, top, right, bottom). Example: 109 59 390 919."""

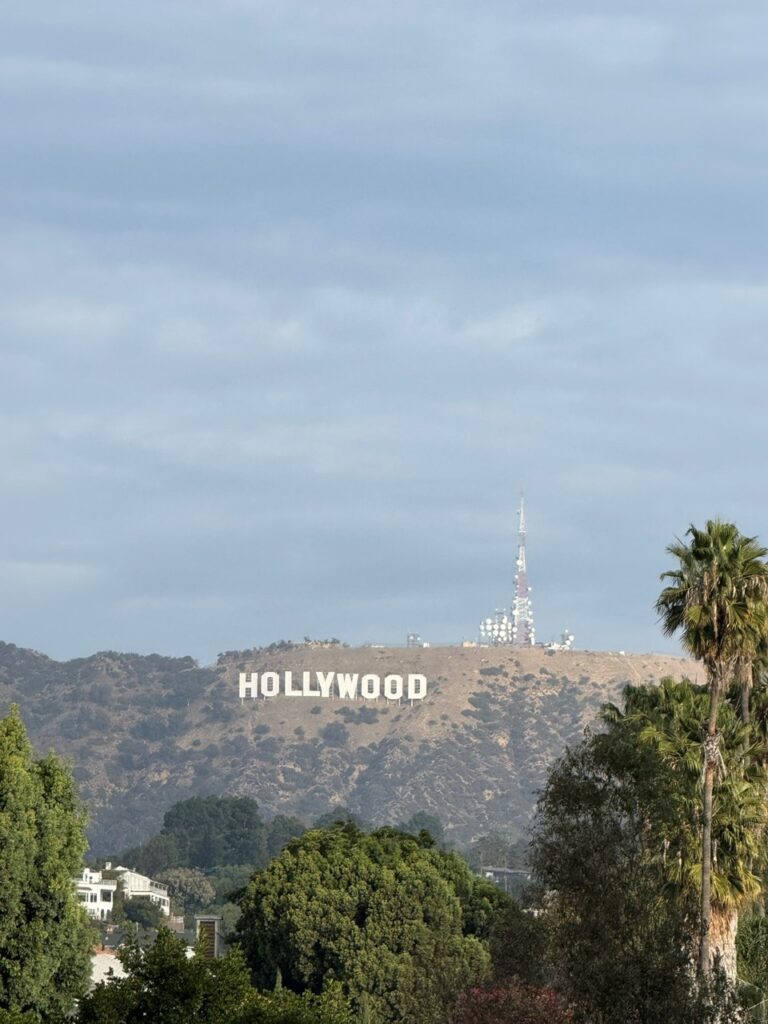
2 2 768 660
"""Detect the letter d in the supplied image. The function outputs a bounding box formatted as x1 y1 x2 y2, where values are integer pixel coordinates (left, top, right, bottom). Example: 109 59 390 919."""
407 674 427 700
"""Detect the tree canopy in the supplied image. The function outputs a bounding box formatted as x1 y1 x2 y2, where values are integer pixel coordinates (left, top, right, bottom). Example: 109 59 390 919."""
77 928 354 1024
657 520 768 976
156 868 216 918
395 812 446 848
120 796 307 875
531 678 759 1022
236 824 495 1024
0 706 92 1020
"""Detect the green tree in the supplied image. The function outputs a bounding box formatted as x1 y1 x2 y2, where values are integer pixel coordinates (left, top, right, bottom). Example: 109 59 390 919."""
122 897 164 930
122 797 269 876
531 678 762 1022
0 706 92 1020
236 825 490 1024
657 520 768 977
607 677 768 979
162 796 268 870
266 816 307 861
203 864 258 937
208 864 257 904
428 849 510 941
396 812 446 848
77 928 254 1024
488 901 549 988
311 808 368 831
531 740 697 1023
736 910 768 1008
236 985 354 1024
157 868 216 918
120 833 180 877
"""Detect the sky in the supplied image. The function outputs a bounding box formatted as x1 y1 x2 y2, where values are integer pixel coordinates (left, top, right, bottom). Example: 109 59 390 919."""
2 2 768 664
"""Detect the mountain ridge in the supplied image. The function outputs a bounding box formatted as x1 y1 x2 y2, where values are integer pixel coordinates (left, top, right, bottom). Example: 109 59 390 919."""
0 640 703 854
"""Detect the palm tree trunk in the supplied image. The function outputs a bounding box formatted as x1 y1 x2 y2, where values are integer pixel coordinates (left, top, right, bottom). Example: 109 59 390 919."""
698 685 720 979
709 904 738 981
741 659 754 726
699 765 715 977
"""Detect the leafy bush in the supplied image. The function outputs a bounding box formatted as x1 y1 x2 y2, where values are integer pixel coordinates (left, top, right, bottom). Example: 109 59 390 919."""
131 717 169 741
123 898 165 930
335 706 379 725
319 722 348 747
451 983 572 1024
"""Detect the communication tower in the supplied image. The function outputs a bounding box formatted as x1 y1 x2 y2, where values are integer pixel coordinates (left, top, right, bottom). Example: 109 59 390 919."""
511 496 535 647
478 495 536 647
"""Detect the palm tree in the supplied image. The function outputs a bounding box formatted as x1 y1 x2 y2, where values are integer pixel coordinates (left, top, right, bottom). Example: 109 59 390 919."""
734 633 768 727
604 678 768 979
656 520 768 978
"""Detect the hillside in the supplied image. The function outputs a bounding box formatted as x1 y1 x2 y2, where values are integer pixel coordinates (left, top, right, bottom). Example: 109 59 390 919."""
0 641 702 854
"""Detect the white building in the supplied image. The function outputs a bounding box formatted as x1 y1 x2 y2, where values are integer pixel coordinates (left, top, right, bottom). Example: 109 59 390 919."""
76 868 117 920
75 863 171 920
114 866 171 916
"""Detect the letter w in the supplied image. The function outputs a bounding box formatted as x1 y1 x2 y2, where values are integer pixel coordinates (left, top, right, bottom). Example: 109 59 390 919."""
336 673 359 699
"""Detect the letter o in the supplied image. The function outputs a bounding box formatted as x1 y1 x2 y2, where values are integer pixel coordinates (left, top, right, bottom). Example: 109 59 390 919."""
261 672 280 697
384 674 403 700
361 674 381 699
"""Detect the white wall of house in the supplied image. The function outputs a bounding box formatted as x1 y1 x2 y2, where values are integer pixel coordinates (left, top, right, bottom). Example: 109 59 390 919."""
76 869 117 920
74 864 171 919
113 866 171 916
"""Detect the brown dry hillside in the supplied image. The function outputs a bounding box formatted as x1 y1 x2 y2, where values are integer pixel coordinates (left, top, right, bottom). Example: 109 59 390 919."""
0 641 702 854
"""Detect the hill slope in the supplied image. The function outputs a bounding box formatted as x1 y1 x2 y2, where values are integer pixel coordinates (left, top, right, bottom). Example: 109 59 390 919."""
0 641 702 853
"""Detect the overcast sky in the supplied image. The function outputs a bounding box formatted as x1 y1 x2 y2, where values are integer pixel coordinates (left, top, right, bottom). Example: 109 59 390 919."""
2 2 768 663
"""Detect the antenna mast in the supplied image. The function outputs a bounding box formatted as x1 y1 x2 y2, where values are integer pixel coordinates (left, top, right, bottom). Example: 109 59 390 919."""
511 495 535 647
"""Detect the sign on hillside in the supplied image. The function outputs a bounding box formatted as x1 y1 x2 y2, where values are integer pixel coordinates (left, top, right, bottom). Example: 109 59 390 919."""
239 671 427 702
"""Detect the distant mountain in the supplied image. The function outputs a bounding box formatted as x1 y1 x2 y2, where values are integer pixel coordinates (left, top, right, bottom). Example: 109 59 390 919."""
0 641 702 854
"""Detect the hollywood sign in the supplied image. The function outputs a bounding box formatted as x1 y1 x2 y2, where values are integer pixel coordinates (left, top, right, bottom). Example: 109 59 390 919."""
239 671 428 702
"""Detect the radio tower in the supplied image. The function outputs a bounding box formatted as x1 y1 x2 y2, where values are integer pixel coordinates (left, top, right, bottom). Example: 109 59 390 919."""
511 495 535 647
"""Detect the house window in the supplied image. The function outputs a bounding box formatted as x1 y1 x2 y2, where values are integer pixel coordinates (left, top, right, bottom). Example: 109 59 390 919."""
100 890 112 902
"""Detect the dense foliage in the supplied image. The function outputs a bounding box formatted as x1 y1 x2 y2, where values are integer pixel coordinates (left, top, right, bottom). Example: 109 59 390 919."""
0 706 92 1021
155 868 216 917
465 833 528 873
531 731 697 1022
531 678 762 1022
395 811 446 847
657 520 768 977
122 897 165 930
77 928 354 1024
236 824 498 1024
119 796 308 879
450 983 573 1024
488 901 548 988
